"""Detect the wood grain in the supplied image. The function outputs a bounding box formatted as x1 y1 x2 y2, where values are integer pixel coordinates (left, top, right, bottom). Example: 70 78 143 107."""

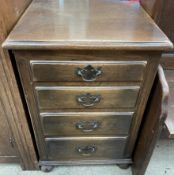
5 0 172 171
0 96 18 158
45 137 127 161
132 65 169 175
41 112 133 137
35 85 140 110
141 0 174 49
0 0 38 169
14 50 161 162
30 60 146 82
141 0 174 140
3 0 172 50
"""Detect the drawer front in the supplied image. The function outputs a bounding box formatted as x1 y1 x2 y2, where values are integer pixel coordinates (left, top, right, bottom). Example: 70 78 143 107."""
45 137 127 161
42 112 133 136
30 61 146 82
35 86 140 109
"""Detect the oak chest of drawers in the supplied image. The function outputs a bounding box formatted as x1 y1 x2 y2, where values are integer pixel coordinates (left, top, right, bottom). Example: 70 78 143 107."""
3 0 172 172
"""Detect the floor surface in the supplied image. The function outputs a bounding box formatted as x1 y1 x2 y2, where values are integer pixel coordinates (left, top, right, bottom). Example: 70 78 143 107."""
0 139 173 175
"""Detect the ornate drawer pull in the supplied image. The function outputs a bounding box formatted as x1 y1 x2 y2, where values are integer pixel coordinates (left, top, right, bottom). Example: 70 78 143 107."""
76 93 101 107
77 145 97 156
75 121 100 132
75 65 102 81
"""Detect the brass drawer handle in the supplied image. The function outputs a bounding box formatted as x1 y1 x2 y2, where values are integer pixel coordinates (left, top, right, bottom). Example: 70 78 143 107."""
76 93 101 107
75 65 102 81
77 145 97 156
75 121 100 132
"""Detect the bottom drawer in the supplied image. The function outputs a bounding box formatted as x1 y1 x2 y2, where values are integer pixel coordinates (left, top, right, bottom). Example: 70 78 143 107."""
45 137 127 161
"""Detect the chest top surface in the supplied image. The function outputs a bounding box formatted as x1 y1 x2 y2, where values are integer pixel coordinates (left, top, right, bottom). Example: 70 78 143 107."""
3 0 173 50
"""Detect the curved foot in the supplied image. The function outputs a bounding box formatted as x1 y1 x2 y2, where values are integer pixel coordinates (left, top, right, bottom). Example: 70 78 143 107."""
117 164 130 169
41 165 54 172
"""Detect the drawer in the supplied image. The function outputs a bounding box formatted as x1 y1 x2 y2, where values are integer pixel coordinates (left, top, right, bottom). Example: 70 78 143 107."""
30 61 146 82
41 112 133 136
45 137 127 161
35 86 140 109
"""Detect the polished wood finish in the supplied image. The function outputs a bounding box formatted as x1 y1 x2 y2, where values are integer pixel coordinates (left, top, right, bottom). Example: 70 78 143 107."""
45 137 127 161
31 60 146 82
154 0 174 139
132 66 169 175
41 112 133 137
0 0 38 169
141 0 174 47
3 0 172 50
14 50 162 162
155 0 174 69
140 0 174 140
140 0 174 63
3 0 172 172
35 85 140 109
15 50 149 83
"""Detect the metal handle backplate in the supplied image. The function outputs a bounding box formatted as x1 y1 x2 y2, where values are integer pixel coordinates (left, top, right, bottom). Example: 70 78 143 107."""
77 145 97 156
76 93 101 107
76 65 102 81
75 121 100 132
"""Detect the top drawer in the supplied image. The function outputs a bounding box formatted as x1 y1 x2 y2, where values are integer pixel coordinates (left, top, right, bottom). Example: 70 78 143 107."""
30 61 146 82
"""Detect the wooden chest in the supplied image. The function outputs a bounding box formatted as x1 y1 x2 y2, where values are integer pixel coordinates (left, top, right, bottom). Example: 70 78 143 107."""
3 0 172 172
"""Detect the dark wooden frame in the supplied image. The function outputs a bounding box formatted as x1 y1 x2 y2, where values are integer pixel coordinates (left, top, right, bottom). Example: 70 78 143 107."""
132 65 169 175
0 0 170 173
0 0 38 170
140 0 174 139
